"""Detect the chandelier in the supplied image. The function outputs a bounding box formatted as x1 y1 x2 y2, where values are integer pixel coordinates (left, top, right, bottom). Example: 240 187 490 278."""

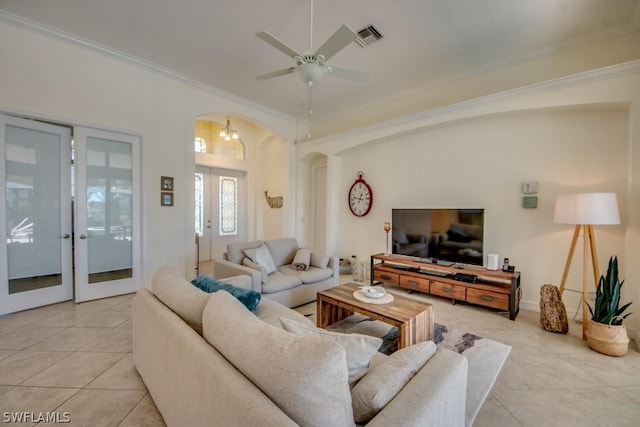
219 117 239 141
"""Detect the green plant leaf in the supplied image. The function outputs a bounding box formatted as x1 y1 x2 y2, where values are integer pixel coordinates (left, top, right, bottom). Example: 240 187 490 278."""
590 256 632 323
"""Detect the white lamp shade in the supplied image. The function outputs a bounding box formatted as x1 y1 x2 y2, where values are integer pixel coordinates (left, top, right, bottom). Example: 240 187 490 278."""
553 193 620 225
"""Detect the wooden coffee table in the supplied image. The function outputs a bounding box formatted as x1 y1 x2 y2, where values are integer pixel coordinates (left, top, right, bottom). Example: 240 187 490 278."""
317 282 434 349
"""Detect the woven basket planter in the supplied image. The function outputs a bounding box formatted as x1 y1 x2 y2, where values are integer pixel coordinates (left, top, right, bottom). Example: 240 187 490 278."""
585 320 629 357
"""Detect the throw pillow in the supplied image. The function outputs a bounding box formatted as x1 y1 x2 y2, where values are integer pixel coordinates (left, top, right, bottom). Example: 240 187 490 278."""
244 244 277 274
350 341 437 423
280 317 382 384
392 229 410 245
291 248 311 271
202 291 355 426
447 227 472 243
191 275 261 312
242 257 268 283
310 252 330 269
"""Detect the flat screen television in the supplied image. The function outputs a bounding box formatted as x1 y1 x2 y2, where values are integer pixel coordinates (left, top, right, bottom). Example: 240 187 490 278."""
391 208 484 266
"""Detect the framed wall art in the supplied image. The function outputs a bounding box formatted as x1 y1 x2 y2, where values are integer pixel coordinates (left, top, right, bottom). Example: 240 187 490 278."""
161 192 174 207
161 176 174 191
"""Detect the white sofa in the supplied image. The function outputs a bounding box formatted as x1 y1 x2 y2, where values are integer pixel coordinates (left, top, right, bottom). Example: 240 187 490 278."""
213 237 339 307
134 267 469 427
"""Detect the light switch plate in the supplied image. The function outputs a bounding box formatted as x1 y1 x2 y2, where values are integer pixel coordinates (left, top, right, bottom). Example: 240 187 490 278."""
522 181 538 194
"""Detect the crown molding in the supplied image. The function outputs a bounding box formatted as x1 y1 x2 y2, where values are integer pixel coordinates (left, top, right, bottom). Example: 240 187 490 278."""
0 11 297 125
299 59 640 153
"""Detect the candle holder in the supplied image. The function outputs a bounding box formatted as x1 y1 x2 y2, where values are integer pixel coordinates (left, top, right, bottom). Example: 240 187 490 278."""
384 222 391 255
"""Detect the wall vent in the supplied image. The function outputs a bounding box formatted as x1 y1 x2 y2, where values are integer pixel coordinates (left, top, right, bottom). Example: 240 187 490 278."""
356 24 384 47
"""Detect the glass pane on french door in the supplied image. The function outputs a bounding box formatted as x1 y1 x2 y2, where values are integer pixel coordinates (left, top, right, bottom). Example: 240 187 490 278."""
0 115 73 315
74 127 140 302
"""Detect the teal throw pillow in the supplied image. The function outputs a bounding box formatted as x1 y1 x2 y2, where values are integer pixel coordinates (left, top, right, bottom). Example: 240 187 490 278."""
191 275 261 312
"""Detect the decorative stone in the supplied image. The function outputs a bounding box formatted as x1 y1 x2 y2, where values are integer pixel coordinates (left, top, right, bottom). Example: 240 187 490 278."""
539 284 569 333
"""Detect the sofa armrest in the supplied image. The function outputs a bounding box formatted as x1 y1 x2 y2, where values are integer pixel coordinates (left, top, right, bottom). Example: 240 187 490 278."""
213 259 261 293
221 275 253 290
327 256 339 281
366 349 468 427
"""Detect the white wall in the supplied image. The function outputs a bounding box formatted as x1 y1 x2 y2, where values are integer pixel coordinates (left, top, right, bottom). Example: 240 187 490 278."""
0 19 298 285
334 109 629 314
298 67 640 337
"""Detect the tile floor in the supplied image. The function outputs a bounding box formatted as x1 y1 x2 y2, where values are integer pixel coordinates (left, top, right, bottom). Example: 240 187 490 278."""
1 271 639 426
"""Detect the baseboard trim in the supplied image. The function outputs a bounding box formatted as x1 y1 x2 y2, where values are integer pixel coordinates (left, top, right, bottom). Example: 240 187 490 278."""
522 298 639 352
519 298 539 313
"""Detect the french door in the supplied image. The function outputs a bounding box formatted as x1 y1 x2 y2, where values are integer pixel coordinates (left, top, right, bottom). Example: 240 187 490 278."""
0 116 73 314
1 115 140 314
73 127 140 302
195 166 245 262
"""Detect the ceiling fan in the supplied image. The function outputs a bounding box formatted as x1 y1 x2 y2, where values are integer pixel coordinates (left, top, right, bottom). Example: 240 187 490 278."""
255 0 368 86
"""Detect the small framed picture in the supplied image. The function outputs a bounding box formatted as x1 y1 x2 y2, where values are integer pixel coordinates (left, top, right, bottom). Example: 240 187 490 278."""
161 176 174 191
161 192 174 207
522 196 538 209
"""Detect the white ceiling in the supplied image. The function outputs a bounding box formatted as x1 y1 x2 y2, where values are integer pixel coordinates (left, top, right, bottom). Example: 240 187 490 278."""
2 0 639 135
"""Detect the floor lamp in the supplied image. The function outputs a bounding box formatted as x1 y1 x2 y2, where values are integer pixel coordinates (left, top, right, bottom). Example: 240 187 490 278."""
553 193 620 339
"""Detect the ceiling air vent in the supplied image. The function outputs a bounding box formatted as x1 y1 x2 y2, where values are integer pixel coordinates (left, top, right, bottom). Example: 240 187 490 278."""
356 24 384 47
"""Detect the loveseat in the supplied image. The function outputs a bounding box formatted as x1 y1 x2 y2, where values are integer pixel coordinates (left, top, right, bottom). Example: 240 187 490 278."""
392 229 429 257
213 237 338 307
134 267 469 427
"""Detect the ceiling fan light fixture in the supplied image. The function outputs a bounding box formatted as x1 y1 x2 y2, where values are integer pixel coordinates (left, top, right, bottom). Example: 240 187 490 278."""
296 62 326 84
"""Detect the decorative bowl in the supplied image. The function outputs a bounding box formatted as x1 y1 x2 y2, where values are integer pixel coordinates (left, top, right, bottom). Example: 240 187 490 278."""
360 286 386 299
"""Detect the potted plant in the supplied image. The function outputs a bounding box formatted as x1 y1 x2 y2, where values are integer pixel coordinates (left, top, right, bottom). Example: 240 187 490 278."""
585 256 633 356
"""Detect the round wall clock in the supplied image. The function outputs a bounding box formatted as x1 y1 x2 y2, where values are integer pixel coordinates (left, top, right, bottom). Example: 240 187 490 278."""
348 172 373 217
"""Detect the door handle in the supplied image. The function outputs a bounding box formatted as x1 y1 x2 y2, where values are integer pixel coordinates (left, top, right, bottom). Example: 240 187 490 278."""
79 234 87 239
61 234 71 239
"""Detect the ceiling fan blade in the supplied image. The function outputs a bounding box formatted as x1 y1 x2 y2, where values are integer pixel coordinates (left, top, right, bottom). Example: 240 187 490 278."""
255 67 296 81
314 25 359 61
327 65 369 82
255 32 302 59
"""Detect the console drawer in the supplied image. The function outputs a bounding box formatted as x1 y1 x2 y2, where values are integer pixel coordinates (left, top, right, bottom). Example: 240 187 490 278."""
467 288 509 310
430 281 466 300
399 275 430 292
373 270 400 285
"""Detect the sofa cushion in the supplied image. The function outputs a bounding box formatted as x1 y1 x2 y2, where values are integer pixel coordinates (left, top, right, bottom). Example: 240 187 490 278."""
280 317 382 384
279 265 333 284
242 257 268 283
226 240 264 264
191 275 261 312
254 298 314 328
244 244 277 274
310 252 330 269
202 291 355 426
350 341 437 423
264 238 299 267
261 271 303 294
151 267 210 335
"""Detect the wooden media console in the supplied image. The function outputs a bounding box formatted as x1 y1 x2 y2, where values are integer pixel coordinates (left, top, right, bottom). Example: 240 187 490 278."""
370 253 521 320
